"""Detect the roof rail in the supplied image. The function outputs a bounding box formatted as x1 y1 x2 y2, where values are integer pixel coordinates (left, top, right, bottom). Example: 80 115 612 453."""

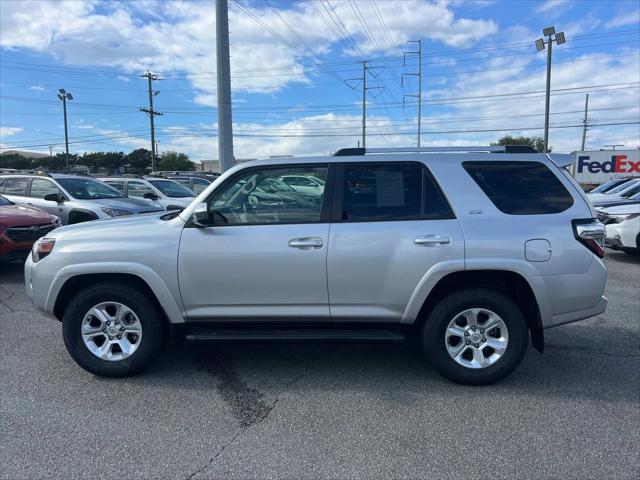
0 169 52 177
334 145 537 156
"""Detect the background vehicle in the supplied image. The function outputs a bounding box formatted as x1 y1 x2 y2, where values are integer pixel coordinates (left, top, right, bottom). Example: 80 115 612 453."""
586 177 634 194
597 203 640 254
592 188 640 208
278 174 325 195
0 194 60 262
0 173 164 224
25 146 607 385
99 176 195 210
587 178 640 203
150 172 213 195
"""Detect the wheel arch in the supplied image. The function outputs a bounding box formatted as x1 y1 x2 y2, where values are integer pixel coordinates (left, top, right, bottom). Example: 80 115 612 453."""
413 270 545 352
49 264 185 326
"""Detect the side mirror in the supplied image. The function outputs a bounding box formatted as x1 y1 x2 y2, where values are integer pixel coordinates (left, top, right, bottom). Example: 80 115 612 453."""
44 193 63 203
143 192 159 200
190 204 210 228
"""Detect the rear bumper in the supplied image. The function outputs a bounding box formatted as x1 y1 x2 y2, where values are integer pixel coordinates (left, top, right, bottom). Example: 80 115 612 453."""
545 295 608 329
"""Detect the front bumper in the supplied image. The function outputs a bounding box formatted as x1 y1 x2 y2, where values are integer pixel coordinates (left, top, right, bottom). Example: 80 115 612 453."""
24 255 56 318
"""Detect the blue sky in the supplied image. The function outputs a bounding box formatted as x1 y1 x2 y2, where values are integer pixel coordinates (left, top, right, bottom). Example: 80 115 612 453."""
0 0 639 162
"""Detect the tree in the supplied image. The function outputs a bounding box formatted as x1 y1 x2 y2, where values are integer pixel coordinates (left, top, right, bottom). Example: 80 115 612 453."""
126 148 152 173
157 151 195 171
492 135 548 153
0 153 33 170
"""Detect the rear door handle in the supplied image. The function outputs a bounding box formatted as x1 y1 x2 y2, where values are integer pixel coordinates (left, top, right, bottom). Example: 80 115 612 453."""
414 235 452 246
289 237 323 249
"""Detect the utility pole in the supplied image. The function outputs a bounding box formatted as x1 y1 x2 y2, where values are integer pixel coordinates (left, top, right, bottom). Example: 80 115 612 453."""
57 89 73 171
581 93 589 151
216 0 234 172
403 40 423 147
362 61 366 148
535 27 566 153
140 71 162 172
346 62 384 149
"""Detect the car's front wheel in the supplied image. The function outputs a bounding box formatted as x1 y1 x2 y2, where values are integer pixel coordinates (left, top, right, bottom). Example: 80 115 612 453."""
422 289 528 385
62 283 167 377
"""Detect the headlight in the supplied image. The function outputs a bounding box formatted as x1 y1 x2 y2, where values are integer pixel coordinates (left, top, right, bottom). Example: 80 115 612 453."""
50 215 62 227
100 207 133 217
32 238 56 263
609 213 640 223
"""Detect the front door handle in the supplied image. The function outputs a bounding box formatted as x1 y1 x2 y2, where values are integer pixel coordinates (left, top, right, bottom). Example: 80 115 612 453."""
289 237 323 249
414 235 452 246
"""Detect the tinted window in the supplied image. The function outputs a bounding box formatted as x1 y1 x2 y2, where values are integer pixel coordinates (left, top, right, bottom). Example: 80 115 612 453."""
30 178 60 199
340 163 453 222
2 177 29 195
463 161 574 215
192 178 210 194
127 181 155 197
56 178 124 199
148 180 194 198
104 181 125 193
210 166 327 225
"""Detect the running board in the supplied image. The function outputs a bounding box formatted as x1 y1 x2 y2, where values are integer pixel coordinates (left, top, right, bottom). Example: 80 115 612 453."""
184 327 405 343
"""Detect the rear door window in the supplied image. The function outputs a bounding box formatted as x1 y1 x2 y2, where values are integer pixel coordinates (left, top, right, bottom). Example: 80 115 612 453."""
463 161 574 214
30 178 61 198
2 177 29 196
338 163 454 222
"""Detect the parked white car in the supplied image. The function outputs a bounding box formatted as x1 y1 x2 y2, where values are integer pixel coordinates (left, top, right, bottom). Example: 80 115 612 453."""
278 174 325 195
598 203 640 254
587 179 640 203
99 176 196 210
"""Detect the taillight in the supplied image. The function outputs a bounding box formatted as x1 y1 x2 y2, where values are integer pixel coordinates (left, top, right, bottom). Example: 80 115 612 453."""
572 219 606 258
32 238 56 262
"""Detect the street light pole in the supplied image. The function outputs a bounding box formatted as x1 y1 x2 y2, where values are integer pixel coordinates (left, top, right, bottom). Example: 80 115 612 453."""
57 89 73 171
536 27 565 153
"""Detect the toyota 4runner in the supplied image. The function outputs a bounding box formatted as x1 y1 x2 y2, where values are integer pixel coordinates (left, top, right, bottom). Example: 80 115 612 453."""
24 146 607 385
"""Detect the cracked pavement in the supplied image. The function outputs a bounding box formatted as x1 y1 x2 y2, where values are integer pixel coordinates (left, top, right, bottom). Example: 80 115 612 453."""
1 252 639 479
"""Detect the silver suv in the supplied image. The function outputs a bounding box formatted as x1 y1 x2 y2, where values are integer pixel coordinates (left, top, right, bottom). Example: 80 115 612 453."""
0 173 164 224
24 146 607 385
98 176 196 210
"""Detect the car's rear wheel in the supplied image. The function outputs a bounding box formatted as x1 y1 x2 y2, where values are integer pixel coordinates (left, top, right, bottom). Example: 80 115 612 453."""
62 283 167 377
422 289 528 385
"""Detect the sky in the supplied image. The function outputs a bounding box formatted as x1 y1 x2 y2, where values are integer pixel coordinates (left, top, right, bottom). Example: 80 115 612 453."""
0 0 639 162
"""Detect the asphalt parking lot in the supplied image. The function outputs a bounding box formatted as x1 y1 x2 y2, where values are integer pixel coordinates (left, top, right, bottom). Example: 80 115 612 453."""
1 252 638 479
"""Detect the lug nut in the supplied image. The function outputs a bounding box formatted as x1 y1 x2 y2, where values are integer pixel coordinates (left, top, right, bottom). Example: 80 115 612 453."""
465 341 470 345
106 320 111 326
482 337 486 342
464 331 469 336
119 326 124 331
480 329 484 334
117 335 122 340
474 343 479 348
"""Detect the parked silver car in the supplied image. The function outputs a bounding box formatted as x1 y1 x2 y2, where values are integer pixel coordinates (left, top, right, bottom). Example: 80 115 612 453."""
0 173 164 224
98 176 196 210
24 146 607 385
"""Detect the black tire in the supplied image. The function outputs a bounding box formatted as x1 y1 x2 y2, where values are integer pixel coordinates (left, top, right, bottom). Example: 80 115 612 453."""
422 289 528 386
62 282 167 377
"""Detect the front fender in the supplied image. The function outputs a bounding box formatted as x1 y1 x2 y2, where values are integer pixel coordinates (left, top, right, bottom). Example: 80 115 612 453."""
45 262 186 324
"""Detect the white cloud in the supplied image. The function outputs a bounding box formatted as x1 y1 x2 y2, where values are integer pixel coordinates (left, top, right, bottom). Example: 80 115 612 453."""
29 85 45 93
537 0 571 14
116 75 131 82
0 0 497 102
605 8 640 29
0 127 23 137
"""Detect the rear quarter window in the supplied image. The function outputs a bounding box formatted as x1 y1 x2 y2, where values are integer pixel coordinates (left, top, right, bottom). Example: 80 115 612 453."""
462 161 574 215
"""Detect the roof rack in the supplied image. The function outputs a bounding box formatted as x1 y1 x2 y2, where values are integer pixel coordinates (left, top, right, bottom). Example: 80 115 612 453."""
0 169 52 177
333 145 537 156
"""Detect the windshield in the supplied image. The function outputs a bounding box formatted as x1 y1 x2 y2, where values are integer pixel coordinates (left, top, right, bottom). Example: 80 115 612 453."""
590 178 626 194
0 195 12 206
57 178 126 199
607 179 638 195
621 184 640 198
148 179 195 198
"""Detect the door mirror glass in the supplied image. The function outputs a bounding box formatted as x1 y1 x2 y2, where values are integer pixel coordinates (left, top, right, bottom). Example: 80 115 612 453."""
43 193 63 203
191 203 210 227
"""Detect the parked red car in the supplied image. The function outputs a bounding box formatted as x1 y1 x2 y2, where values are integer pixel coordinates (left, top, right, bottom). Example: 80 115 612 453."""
0 195 61 262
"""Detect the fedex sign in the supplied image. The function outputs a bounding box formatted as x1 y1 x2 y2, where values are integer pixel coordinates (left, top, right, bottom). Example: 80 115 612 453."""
577 154 640 174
